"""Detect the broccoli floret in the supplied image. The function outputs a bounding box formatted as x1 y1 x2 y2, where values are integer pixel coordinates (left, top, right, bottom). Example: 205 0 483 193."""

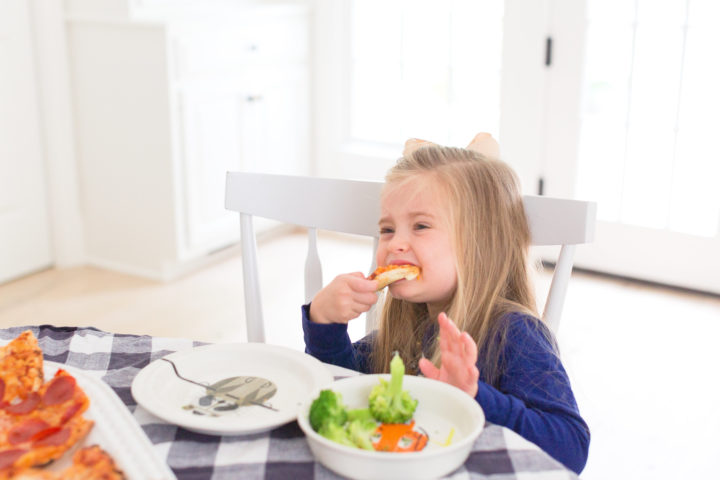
309 389 348 432
345 408 378 450
319 421 356 447
368 353 418 424
347 408 374 422
347 415 378 450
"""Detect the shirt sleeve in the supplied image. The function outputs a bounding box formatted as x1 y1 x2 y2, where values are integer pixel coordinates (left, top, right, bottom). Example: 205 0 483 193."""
301 303 374 373
474 313 590 474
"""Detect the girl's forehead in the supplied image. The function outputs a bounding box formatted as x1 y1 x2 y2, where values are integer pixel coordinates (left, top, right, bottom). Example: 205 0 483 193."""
381 174 447 212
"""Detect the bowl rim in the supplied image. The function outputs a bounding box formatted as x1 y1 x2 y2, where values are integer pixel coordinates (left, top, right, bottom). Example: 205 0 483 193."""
297 374 485 459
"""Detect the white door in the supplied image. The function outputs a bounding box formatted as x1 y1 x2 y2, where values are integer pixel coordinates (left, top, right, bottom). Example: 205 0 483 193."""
0 0 52 283
543 0 720 294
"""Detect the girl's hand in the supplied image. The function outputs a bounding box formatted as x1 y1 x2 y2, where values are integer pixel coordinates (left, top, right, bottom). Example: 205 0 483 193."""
419 312 480 397
309 273 379 324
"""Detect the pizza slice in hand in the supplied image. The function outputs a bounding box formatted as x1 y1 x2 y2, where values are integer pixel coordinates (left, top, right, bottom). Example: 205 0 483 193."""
368 265 421 290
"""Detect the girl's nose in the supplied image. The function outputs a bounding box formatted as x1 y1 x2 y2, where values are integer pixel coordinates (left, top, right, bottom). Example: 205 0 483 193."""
388 233 409 253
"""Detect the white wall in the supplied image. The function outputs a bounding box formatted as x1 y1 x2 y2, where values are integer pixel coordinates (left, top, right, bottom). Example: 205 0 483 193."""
30 0 86 267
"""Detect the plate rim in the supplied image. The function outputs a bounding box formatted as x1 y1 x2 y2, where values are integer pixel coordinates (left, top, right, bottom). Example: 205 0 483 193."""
131 342 334 436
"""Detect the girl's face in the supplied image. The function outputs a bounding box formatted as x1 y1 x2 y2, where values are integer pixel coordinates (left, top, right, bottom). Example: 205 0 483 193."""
377 175 458 312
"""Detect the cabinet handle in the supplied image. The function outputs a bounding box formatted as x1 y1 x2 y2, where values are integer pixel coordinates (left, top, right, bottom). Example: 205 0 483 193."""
246 95 263 102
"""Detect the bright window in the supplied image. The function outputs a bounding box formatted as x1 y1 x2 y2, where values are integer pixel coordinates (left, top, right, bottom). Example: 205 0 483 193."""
576 0 720 237
350 0 505 147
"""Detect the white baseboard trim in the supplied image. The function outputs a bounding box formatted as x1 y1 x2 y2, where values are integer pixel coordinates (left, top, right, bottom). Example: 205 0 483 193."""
84 223 298 282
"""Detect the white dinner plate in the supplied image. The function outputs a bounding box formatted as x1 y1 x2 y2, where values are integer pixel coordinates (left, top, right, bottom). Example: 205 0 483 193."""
131 343 334 436
44 362 177 480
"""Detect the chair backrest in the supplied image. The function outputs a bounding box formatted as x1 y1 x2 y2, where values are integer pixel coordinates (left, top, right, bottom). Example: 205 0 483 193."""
225 172 596 342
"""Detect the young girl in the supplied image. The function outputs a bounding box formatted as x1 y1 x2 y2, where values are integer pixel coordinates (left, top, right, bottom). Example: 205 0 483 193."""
302 137 590 474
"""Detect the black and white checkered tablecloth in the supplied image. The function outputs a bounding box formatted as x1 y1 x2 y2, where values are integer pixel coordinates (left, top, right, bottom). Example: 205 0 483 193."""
0 325 578 480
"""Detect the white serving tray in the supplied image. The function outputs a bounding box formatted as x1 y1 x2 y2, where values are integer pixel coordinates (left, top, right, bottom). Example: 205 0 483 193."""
44 362 177 480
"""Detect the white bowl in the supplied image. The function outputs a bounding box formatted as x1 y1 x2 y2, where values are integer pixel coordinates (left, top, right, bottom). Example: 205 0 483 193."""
297 374 485 480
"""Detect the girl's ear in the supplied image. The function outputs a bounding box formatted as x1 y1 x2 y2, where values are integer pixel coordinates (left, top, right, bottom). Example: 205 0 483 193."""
403 138 436 157
466 133 500 159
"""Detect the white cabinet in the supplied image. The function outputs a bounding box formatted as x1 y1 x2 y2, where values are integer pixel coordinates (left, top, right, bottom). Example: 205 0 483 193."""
66 1 310 280
0 0 52 283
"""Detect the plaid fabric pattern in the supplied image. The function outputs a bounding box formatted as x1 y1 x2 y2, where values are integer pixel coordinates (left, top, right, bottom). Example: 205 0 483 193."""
0 325 578 480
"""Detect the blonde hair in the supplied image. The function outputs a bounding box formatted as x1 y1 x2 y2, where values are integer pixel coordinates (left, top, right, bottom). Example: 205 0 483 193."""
372 145 541 386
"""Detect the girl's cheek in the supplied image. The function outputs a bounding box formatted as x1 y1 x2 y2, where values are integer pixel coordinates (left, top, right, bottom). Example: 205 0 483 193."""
375 246 386 266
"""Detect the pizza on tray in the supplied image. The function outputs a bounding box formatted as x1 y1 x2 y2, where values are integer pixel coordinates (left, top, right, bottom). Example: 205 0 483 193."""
0 331 125 479
6 445 124 480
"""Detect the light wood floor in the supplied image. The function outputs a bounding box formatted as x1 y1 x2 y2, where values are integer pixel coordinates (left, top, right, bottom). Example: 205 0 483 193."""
1 231 718 479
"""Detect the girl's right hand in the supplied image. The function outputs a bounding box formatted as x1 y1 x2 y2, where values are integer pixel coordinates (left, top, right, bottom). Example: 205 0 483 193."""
418 312 479 397
309 273 379 324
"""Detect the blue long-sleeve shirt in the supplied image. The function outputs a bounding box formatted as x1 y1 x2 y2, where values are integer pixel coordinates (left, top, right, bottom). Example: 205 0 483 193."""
302 304 590 474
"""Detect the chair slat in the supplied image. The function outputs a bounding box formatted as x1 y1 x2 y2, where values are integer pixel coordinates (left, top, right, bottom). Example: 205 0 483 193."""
226 172 382 236
305 228 322 304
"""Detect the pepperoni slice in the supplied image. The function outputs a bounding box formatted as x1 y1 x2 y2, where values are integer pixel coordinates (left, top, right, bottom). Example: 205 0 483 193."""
8 418 51 445
0 378 5 400
3 392 40 415
32 426 70 447
42 375 76 406
0 448 27 469
60 400 85 424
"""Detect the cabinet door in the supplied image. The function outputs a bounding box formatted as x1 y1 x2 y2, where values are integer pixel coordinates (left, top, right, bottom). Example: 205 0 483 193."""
240 66 310 176
0 0 52 283
178 66 310 253
178 87 243 254
174 10 310 252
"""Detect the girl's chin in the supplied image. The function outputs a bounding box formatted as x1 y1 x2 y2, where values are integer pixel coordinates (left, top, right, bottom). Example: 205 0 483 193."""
388 283 423 301
389 283 456 309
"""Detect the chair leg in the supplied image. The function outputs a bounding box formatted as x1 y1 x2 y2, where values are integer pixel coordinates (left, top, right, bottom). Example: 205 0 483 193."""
241 214 265 343
365 238 379 334
542 244 576 334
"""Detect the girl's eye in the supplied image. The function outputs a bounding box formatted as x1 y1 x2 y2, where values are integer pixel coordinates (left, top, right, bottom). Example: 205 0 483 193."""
379 227 394 235
414 223 430 230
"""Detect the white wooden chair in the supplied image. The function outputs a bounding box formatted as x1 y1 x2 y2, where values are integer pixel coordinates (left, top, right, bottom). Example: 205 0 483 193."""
225 172 596 343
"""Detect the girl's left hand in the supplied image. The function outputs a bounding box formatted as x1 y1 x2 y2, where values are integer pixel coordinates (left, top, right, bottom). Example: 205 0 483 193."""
418 312 479 397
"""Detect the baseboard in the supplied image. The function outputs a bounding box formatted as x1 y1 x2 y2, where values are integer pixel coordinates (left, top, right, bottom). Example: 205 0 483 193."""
542 260 720 299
